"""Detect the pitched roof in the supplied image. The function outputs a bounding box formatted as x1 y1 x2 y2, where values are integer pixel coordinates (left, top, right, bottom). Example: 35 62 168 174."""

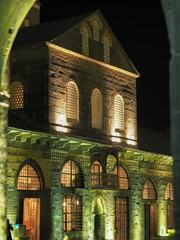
14 11 95 46
13 10 139 76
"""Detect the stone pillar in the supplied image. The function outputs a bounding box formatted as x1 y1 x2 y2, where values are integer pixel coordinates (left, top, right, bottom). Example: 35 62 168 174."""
0 59 9 240
129 176 144 240
0 1 36 238
160 1 180 239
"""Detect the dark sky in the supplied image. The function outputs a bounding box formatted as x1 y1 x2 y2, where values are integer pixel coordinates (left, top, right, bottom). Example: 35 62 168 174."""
40 0 170 132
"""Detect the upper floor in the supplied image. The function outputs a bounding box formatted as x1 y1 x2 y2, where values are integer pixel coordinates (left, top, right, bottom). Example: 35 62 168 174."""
10 10 140 148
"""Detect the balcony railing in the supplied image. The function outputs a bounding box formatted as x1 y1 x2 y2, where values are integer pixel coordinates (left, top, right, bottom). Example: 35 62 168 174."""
91 173 118 188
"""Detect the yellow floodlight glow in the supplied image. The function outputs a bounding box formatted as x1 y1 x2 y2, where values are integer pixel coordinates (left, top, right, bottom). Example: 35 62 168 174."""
160 226 167 236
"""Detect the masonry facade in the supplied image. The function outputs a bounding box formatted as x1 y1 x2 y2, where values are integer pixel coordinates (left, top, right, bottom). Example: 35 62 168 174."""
7 6 174 240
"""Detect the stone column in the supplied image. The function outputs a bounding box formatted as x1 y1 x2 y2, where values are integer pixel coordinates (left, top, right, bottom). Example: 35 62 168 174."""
129 174 144 240
160 1 180 239
0 1 36 238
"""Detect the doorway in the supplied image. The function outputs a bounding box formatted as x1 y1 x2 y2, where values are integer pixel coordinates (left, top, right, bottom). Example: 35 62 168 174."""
23 198 40 240
145 204 156 240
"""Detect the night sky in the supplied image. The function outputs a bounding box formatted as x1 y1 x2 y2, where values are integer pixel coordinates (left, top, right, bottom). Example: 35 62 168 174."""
40 0 170 132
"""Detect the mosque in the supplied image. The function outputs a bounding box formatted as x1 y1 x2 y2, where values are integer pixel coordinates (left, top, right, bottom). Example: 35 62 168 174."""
7 1 174 239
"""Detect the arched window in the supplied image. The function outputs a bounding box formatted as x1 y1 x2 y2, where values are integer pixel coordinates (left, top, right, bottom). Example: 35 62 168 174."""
17 164 41 190
165 182 174 200
61 160 83 188
113 165 129 189
114 94 124 131
82 27 89 57
91 88 102 129
104 36 110 64
9 81 24 109
93 21 99 41
165 182 174 229
143 179 157 200
67 81 79 122
91 161 102 186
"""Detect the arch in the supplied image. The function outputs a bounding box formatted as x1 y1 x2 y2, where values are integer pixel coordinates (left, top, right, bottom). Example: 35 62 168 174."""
92 195 105 215
91 160 103 186
9 81 24 109
114 94 124 131
114 165 129 189
16 159 44 190
143 179 157 200
61 160 84 188
103 36 110 64
91 88 102 129
165 181 174 200
93 21 99 41
67 81 79 122
81 27 89 56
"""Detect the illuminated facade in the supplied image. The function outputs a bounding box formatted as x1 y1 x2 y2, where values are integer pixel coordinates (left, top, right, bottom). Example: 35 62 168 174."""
7 6 174 240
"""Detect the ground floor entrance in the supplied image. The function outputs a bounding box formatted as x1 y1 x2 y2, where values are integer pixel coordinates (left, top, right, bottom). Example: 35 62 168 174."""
23 198 40 240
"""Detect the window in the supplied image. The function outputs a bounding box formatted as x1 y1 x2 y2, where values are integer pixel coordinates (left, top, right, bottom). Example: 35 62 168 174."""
104 37 110 64
82 27 89 56
61 160 83 188
114 197 129 240
114 95 124 132
165 182 174 200
91 161 102 186
114 166 129 189
17 164 41 190
67 81 79 122
63 195 82 232
91 88 102 129
93 21 99 41
9 81 24 109
167 205 174 229
143 179 157 200
165 182 174 229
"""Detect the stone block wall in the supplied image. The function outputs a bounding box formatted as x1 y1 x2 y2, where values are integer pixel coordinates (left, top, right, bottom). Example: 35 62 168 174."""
6 130 173 240
10 44 49 129
48 45 137 147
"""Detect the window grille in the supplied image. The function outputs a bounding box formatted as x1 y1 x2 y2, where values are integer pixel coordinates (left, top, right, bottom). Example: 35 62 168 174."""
91 88 102 129
93 21 99 41
82 27 89 57
17 164 41 190
143 179 157 200
167 205 174 229
9 81 24 109
63 195 82 232
61 160 83 188
165 182 174 200
67 81 79 122
91 161 103 186
113 166 129 189
114 197 129 240
104 37 110 64
114 95 124 131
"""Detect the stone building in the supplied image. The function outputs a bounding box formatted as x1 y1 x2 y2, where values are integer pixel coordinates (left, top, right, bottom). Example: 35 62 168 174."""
7 3 174 240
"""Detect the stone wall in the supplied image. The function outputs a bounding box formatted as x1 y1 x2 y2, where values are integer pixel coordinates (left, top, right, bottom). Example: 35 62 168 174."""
48 45 137 147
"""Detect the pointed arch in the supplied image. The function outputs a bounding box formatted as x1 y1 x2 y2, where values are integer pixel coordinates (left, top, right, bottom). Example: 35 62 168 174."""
143 179 157 200
113 165 129 189
61 160 84 188
91 160 103 186
165 181 174 200
17 163 42 190
67 81 79 122
91 88 102 129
